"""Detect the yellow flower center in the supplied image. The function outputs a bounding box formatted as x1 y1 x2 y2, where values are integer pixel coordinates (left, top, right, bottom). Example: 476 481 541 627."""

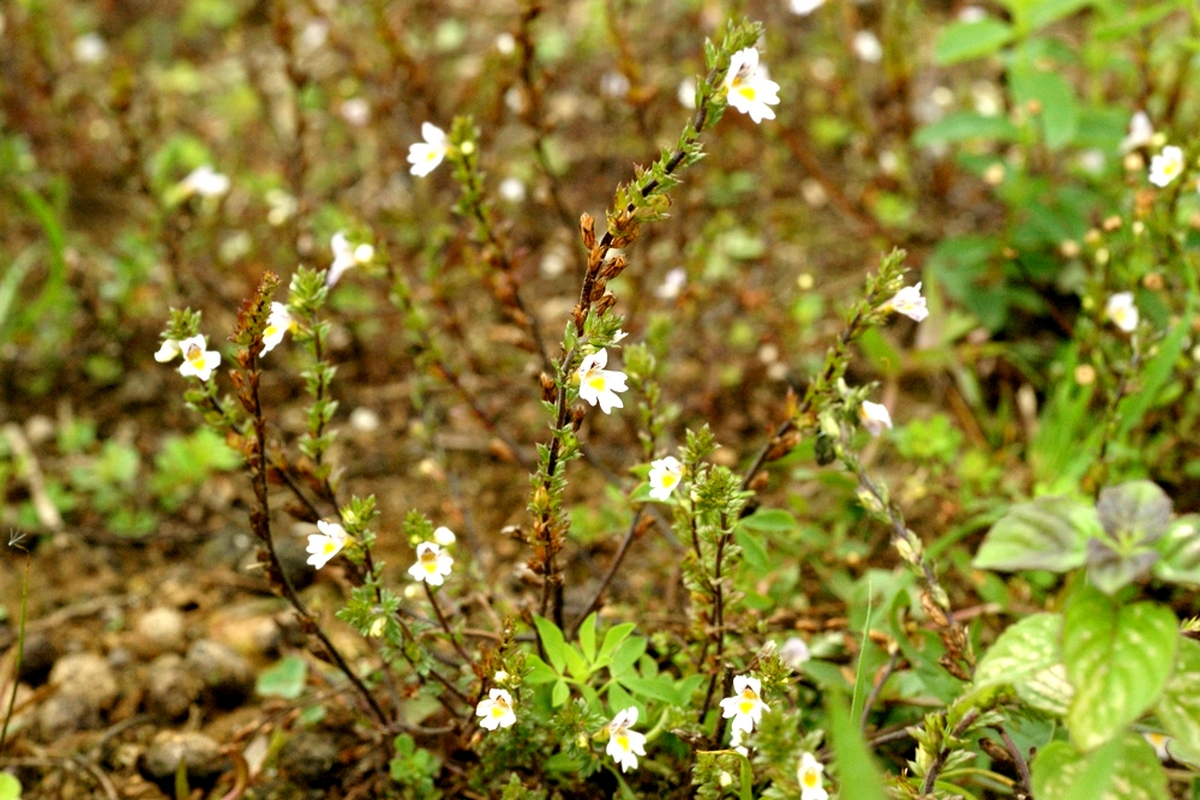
186 344 204 366
736 84 758 102
321 539 339 555
616 733 629 750
661 474 678 488
587 374 607 391
802 768 818 787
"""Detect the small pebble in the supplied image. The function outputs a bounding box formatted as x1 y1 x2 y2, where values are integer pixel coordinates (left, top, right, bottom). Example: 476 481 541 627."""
144 653 203 720
140 730 224 789
277 730 341 787
134 606 187 655
186 639 254 708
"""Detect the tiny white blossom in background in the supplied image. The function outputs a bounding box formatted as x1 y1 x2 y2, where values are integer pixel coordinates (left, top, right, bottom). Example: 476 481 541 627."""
605 707 646 773
1143 732 1171 761
648 456 683 501
957 5 987 22
178 335 221 381
779 637 811 670
720 675 770 735
408 541 454 586
723 48 781 124
475 688 517 730
327 231 374 287
306 520 348 569
576 349 628 414
790 0 825 15
797 752 828 800
178 165 231 199
1119 111 1154 153
1105 292 1139 333
155 339 181 363
73 33 107 64
495 32 516 55
656 267 688 299
433 526 457 547
339 97 371 127
498 177 526 203
853 30 884 63
408 122 449 177
677 77 697 110
859 400 893 437
261 302 296 355
266 189 297 226
883 282 928 322
1149 145 1184 187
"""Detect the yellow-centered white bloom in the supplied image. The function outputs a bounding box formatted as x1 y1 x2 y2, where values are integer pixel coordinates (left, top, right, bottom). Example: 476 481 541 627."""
155 339 181 363
723 48 781 124
306 520 348 570
475 688 517 730
719 675 770 735
605 707 646 773
433 526 457 547
177 335 221 381
261 302 296 355
797 752 828 800
407 122 449 177
576 349 629 414
648 456 683 501
1143 732 1171 761
883 282 928 322
1120 111 1154 153
178 165 231 198
328 231 374 287
1106 292 1139 333
1149 145 1184 187
408 541 454 586
859 400 893 437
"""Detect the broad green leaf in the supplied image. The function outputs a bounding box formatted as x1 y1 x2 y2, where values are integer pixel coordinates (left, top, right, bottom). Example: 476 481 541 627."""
935 18 1014 65
1016 663 1073 716
738 508 798 533
609 636 647 678
525 654 560 684
1063 587 1177 750
562 644 589 679
974 613 1062 688
599 622 636 661
734 529 769 573
256 655 308 699
1009 65 1078 150
1031 735 1168 800
619 675 681 705
1153 515 1200 585
826 691 888 800
914 112 1021 147
551 679 570 707
579 613 597 663
0 773 21 800
534 615 567 675
1154 638 1200 752
1085 537 1158 595
1096 481 1172 543
974 496 1098 572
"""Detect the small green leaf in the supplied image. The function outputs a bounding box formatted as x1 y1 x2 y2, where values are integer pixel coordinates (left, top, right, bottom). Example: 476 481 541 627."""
1063 587 1178 751
609 636 647 678
974 496 1098 573
534 615 567 675
0 773 21 800
738 508 798 533
1031 734 1167 800
1153 515 1200 585
551 679 570 707
974 613 1062 688
256 655 308 699
935 18 1014 65
525 654 560 684
562 644 589 679
599 622 636 662
734 529 769 574
579 613 597 663
1155 638 1200 752
619 675 680 705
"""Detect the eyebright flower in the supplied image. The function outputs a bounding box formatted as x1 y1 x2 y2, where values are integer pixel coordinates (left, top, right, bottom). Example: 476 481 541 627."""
407 122 449 177
720 675 770 735
648 456 683 502
261 302 296 355
883 282 928 322
797 752 829 800
155 339 181 363
1105 292 1139 333
576 349 629 414
433 526 457 547
723 48 781 124
178 165 231 198
306 520 348 570
1119 111 1154 153
605 707 646 773
177 335 221 381
1149 145 1184 187
1143 731 1171 761
476 688 517 731
327 231 374 287
859 400 893 437
408 541 454 586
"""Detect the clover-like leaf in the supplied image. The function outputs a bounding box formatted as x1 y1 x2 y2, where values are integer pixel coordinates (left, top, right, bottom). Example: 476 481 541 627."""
974 496 1099 573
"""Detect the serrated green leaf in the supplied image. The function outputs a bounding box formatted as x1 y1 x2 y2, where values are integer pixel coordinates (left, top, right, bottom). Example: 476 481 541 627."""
974 496 1098 573
1153 515 1200 585
935 18 1014 65
534 615 567 675
1031 734 1168 800
551 679 570 707
525 654 560 684
579 613 597 663
1155 638 1200 751
619 675 681 705
599 622 636 662
975 613 1062 688
1063 587 1178 750
609 636 647 678
256 655 308 699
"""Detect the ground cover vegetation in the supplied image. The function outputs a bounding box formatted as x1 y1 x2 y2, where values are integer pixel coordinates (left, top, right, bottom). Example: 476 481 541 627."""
2 0 1200 798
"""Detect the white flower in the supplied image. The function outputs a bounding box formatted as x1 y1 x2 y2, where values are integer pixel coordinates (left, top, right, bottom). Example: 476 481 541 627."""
723 48 781 124
327 231 374 287
797 752 828 800
779 637 811 670
576 349 628 414
261 302 295 355
476 688 517 730
1105 292 1139 333
677 77 697 110
407 122 449 177
154 339 181 363
178 165 231 198
433 526 457 546
605 707 646 773
1149 145 1184 187
648 456 683 501
408 541 454 586
790 0 825 15
655 267 687 299
719 675 770 735
178 335 222 381
73 33 107 64
1119 111 1154 153
852 30 883 63
498 177 526 203
339 97 370 127
859 400 893 437
306 520 348 570
1143 731 1171 761
884 282 928 322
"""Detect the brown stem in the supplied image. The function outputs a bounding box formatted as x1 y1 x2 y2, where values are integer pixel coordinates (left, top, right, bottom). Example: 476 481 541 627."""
998 725 1032 797
567 508 647 638
424 583 475 668
859 648 900 732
